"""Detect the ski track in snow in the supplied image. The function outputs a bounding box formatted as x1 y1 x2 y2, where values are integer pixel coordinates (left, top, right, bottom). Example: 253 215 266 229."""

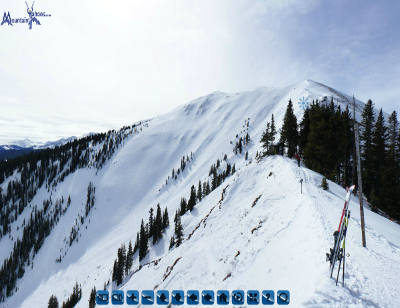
297 165 400 307
0 80 399 308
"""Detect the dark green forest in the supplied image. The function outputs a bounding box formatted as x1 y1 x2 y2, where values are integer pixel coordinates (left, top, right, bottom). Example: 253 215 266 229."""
261 97 400 221
0 124 140 302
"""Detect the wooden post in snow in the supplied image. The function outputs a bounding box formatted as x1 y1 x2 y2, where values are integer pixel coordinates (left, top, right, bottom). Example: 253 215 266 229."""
352 96 356 187
354 123 366 247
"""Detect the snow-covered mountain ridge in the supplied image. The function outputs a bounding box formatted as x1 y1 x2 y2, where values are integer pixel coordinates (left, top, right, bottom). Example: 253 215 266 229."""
0 80 399 308
0 137 80 161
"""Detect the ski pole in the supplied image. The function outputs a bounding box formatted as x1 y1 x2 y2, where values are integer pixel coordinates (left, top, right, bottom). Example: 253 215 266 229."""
336 248 342 286
343 210 350 287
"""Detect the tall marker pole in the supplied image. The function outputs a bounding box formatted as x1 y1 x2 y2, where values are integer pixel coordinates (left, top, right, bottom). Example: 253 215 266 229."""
352 96 356 187
354 123 366 247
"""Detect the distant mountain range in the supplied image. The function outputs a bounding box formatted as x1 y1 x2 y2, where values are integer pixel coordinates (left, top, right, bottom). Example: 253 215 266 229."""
0 137 78 160
1 80 399 308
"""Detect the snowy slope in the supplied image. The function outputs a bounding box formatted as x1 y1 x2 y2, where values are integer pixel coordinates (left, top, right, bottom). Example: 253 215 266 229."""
1 80 399 308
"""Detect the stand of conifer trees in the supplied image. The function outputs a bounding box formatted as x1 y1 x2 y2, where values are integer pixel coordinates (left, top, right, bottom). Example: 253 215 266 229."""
273 97 400 221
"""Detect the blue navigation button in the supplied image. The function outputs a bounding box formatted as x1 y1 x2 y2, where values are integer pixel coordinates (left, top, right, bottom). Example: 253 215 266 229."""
262 290 274 305
142 290 154 305
96 290 109 305
187 290 199 305
277 290 290 305
232 290 244 305
126 290 139 305
156 290 169 305
172 290 184 305
217 290 229 305
202 290 215 305
111 290 124 305
247 290 260 305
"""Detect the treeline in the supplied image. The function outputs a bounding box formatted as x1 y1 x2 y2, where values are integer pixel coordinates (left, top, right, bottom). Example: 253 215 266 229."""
47 282 82 308
300 98 353 186
169 158 236 250
0 121 148 302
111 204 170 286
357 101 399 218
232 118 251 155
0 123 144 301
0 123 145 240
111 156 237 287
261 97 400 220
68 182 96 249
165 152 194 186
0 196 71 300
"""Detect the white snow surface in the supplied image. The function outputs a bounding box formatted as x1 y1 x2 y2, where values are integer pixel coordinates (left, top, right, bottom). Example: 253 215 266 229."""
1 80 399 308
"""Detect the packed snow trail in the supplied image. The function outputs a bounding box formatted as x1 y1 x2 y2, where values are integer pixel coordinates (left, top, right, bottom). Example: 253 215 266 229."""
2 80 399 308
297 163 400 307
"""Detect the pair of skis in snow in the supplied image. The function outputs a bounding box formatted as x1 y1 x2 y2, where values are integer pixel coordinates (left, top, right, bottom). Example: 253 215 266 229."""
326 185 355 286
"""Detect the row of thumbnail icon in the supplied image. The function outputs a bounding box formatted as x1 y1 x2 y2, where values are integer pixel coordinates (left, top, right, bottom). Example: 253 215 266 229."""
96 290 290 305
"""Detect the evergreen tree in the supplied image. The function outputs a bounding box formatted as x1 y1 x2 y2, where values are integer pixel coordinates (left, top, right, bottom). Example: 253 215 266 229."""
133 232 139 254
62 282 82 308
341 105 354 187
187 185 197 211
125 240 134 276
174 210 178 223
197 180 202 202
48 294 59 308
174 215 184 247
226 163 231 176
330 101 344 184
303 101 341 179
148 207 154 239
139 219 148 262
370 108 388 204
260 122 271 151
206 180 211 195
370 188 379 209
299 107 311 154
245 151 248 160
112 259 118 282
116 244 126 285
179 198 187 216
381 111 400 218
162 207 169 229
89 287 96 308
202 181 207 197
154 204 162 244
169 236 175 250
322 176 329 190
270 114 277 143
211 168 218 191
280 99 298 158
360 99 375 199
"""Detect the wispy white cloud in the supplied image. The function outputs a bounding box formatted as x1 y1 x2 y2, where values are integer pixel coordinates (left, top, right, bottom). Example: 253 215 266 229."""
0 0 399 144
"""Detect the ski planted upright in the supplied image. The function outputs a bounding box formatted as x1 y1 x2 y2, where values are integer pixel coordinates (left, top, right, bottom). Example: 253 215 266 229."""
336 209 350 286
326 185 355 279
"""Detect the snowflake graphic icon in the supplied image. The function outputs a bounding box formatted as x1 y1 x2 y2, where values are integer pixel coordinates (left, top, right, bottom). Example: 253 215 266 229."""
298 97 309 110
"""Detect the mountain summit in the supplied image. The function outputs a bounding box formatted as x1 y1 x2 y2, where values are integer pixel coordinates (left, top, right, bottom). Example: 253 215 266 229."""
0 80 399 308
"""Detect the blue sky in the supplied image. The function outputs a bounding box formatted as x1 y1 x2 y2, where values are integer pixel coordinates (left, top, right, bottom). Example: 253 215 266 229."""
1 0 399 143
